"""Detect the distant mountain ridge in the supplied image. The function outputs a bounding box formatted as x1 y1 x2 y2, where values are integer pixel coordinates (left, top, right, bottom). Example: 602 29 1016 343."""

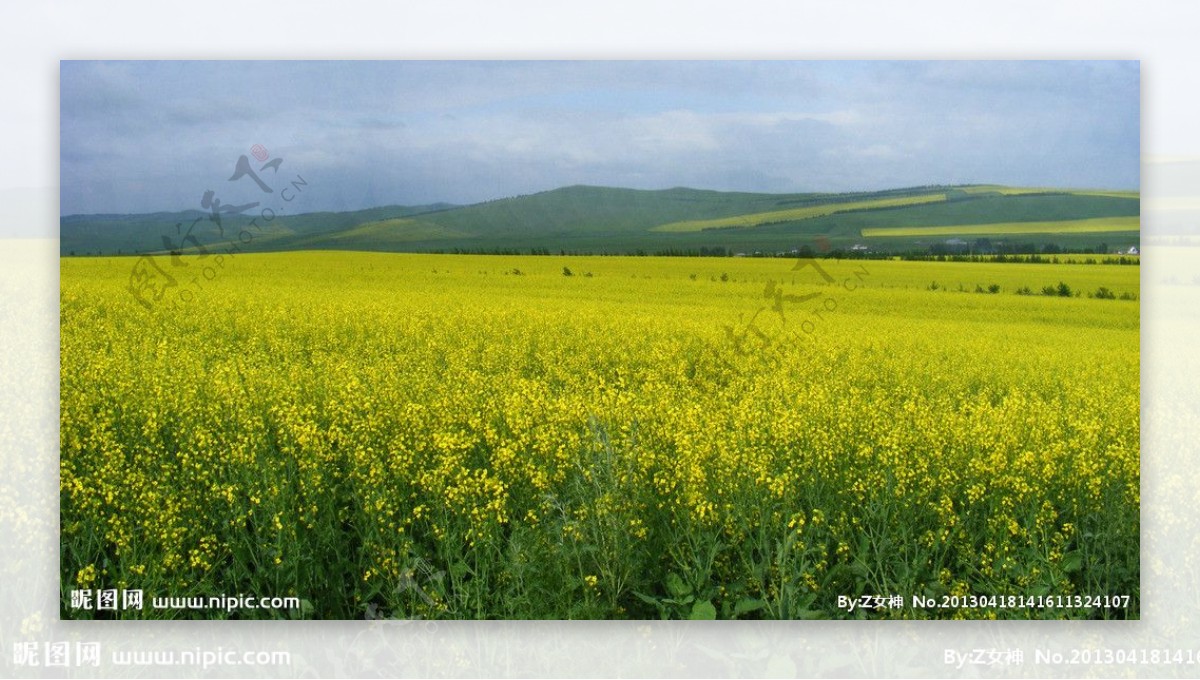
60 184 1139 256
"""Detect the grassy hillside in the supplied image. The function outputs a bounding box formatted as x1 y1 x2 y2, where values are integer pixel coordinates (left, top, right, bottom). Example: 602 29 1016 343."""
961 185 1139 199
284 218 470 248
60 203 458 256
398 185 828 236
651 193 947 232
862 216 1139 238
60 184 1138 256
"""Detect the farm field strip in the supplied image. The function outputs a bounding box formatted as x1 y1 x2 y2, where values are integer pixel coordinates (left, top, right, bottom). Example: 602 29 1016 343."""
959 186 1140 199
60 252 1140 619
861 216 1140 238
650 193 947 233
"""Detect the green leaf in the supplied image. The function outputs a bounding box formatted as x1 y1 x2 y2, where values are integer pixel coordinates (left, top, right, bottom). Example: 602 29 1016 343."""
290 598 315 619
792 593 822 619
689 600 717 620
666 572 691 599
1061 551 1083 573
734 597 766 616
850 560 870 579
632 590 661 607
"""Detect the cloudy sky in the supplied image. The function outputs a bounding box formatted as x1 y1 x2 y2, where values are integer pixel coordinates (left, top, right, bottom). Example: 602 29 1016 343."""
60 61 1139 215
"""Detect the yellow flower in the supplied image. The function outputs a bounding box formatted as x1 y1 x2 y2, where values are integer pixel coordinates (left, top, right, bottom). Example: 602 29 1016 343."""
76 564 98 588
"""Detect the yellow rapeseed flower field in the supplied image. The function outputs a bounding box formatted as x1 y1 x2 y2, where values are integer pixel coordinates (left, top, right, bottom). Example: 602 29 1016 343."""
60 252 1139 619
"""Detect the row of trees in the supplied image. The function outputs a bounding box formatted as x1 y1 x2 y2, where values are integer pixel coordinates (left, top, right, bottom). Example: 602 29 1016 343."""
428 241 1141 261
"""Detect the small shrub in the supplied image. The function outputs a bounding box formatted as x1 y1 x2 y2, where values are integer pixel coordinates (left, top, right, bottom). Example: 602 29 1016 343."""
1057 282 1072 297
1092 286 1116 300
1016 286 1033 296
562 266 574 277
988 284 1001 294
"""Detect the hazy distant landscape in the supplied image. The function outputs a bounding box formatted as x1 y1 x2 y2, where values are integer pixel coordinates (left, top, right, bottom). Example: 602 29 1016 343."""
60 183 1139 258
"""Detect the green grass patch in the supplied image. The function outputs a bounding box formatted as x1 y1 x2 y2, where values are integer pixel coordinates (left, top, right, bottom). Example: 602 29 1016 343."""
651 193 947 232
862 216 1140 238
961 185 1139 199
294 218 468 245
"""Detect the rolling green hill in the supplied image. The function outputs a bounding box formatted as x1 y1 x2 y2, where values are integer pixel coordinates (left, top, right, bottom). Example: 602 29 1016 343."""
861 216 1139 238
60 184 1138 256
59 203 458 256
650 192 948 232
